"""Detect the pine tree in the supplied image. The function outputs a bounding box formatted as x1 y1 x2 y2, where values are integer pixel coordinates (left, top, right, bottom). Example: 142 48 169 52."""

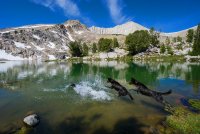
177 36 182 42
186 29 194 43
149 27 159 46
167 46 173 55
82 43 89 56
69 41 82 57
92 43 97 53
192 24 200 55
113 38 119 48
173 37 177 43
177 43 183 50
160 44 166 54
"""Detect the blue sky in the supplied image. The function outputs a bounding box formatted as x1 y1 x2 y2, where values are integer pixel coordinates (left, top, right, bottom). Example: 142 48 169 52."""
0 0 200 32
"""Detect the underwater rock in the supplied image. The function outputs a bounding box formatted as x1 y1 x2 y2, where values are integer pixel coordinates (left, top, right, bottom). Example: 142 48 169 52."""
23 114 40 127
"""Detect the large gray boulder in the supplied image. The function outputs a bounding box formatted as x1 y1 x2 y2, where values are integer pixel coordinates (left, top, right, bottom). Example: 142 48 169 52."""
23 114 40 127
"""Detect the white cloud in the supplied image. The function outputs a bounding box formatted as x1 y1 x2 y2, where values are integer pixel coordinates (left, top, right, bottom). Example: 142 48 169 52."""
31 0 94 26
55 0 80 17
31 0 80 17
107 0 129 24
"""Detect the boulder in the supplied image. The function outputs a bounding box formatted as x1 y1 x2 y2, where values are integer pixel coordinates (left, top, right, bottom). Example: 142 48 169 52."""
99 53 108 59
108 52 118 59
23 114 40 127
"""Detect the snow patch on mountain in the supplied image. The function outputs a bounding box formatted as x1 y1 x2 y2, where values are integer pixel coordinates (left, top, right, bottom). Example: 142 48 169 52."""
48 55 56 60
67 33 74 41
31 43 44 51
14 42 26 49
0 50 24 60
47 42 56 48
33 35 41 40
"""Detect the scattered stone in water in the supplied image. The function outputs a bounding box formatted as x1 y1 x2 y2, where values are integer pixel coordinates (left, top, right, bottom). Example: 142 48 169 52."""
23 114 40 127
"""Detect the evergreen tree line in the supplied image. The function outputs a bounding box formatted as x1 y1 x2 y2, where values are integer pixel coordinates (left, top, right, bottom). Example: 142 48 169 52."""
190 24 200 56
69 38 119 57
125 24 200 56
168 24 200 56
69 24 200 57
69 41 89 57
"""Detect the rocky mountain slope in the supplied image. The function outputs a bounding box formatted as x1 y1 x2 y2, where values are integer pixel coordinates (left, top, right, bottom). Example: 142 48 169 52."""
0 20 90 60
90 21 148 35
0 20 197 60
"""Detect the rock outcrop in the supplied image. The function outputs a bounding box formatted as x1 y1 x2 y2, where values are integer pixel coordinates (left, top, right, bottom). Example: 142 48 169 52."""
0 21 88 60
89 48 128 59
64 20 89 32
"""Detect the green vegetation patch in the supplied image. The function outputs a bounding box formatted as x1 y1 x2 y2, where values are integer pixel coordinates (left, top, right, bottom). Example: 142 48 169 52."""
125 30 151 55
166 107 200 134
188 99 200 110
133 55 185 62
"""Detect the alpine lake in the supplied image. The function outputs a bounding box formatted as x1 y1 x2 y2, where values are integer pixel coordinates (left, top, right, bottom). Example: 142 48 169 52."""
0 59 200 134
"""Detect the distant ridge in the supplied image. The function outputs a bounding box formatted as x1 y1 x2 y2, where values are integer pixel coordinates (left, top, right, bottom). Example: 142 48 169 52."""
90 21 197 37
89 21 148 35
160 26 197 37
